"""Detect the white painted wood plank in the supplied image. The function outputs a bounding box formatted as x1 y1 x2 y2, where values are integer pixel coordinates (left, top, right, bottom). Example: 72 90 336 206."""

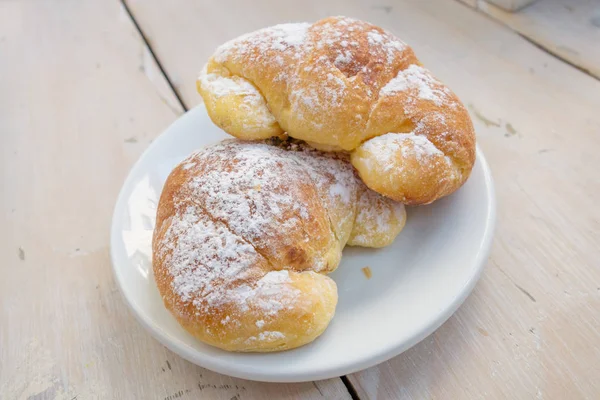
346 1 600 398
477 0 600 78
0 1 350 398
456 0 478 8
126 0 600 398
483 0 538 12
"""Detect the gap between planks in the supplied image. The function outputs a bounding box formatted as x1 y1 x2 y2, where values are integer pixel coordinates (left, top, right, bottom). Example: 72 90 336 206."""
341 376 361 400
452 0 600 82
119 1 361 398
121 0 188 111
513 31 599 81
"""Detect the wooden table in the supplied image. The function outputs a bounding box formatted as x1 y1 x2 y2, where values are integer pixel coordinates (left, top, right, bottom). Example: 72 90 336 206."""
2 0 599 398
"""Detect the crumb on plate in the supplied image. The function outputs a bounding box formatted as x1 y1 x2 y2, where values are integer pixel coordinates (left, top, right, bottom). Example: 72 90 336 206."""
362 266 372 279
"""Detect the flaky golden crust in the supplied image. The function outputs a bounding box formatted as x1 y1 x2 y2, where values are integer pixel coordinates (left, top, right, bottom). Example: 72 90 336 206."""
153 140 406 352
197 16 476 204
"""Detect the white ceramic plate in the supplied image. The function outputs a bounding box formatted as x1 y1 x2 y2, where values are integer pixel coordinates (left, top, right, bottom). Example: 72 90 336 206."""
110 105 495 382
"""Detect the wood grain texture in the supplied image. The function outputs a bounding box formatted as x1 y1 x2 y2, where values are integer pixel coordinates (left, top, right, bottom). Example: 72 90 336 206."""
0 1 350 399
482 0 538 12
476 0 600 78
345 1 600 398
455 0 478 8
126 0 600 398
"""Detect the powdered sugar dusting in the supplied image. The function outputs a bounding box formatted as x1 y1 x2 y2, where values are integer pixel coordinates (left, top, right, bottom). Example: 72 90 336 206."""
245 330 286 345
361 132 445 172
367 30 406 63
267 139 359 238
205 16 421 142
367 30 384 45
329 182 351 204
293 149 356 238
198 65 257 97
401 133 445 160
184 142 319 267
158 205 259 307
214 22 310 63
348 187 406 246
157 140 407 345
289 66 348 122
380 64 451 106
157 204 303 336
198 65 277 130
228 270 301 315
276 23 309 46
258 269 291 284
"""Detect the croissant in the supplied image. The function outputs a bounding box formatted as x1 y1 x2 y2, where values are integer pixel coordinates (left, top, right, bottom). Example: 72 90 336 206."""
198 16 476 205
152 139 406 352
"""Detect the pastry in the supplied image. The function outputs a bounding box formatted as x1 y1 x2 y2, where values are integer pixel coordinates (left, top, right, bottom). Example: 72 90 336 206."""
197 16 476 205
153 139 406 352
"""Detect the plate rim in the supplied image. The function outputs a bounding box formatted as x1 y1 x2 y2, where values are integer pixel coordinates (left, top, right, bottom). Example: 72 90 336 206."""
110 105 496 382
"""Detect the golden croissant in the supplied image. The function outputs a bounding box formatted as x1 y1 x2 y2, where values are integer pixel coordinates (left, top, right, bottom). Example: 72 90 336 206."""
198 16 476 205
153 139 406 352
